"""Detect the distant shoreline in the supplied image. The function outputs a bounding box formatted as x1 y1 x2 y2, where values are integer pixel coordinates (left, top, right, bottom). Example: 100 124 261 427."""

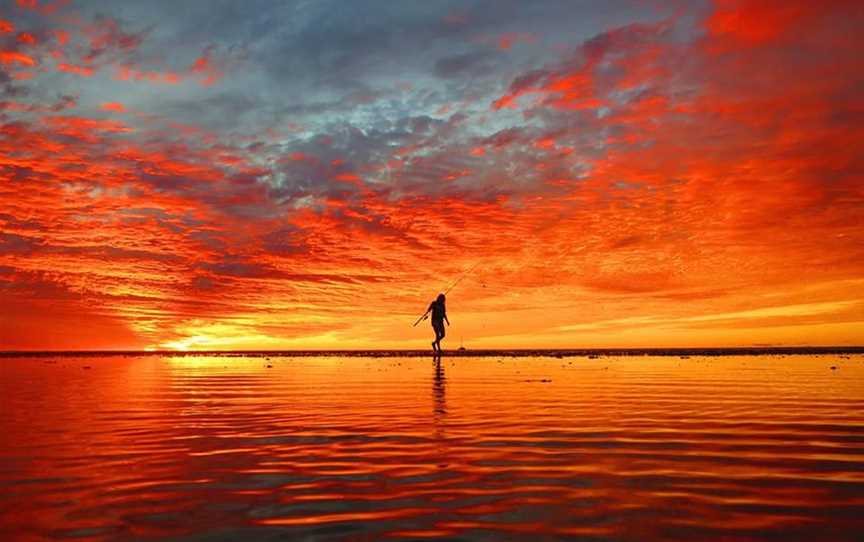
1 347 862 358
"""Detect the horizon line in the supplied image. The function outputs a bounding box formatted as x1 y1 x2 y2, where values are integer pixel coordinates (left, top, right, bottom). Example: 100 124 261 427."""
2 346 863 358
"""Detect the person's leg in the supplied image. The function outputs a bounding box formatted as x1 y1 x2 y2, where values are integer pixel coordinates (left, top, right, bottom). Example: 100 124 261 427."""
435 323 445 351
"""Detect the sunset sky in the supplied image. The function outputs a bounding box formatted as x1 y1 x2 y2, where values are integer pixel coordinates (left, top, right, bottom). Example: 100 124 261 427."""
1 0 862 350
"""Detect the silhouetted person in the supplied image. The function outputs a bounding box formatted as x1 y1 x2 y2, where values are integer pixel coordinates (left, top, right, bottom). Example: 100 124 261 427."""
422 293 449 352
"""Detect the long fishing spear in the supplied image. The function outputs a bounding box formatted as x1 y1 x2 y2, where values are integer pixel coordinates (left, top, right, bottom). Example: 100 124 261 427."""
411 262 480 326
412 312 429 327
443 261 480 295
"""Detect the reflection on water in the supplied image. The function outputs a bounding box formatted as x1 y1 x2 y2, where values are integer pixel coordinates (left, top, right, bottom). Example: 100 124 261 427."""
433 354 446 417
1 353 863 541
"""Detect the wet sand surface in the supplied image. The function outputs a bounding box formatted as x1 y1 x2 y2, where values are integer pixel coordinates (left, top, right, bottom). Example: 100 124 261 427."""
1 354 863 541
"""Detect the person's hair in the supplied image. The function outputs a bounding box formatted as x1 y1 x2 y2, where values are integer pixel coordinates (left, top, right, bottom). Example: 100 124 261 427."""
437 293 445 302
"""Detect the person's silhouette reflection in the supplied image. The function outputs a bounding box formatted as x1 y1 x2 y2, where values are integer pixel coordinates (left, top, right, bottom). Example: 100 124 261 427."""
432 354 448 468
433 354 446 417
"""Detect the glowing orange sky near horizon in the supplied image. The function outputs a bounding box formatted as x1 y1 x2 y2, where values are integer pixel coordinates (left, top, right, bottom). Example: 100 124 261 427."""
1 0 862 350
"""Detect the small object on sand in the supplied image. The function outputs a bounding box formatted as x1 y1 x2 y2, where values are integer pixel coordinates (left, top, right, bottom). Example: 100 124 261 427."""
82 366 91 370
830 366 837 370
266 364 273 368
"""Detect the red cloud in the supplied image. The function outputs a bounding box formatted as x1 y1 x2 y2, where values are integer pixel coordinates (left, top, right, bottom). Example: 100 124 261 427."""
443 169 471 181
83 15 144 60
57 63 95 76
493 20 669 111
189 49 224 86
54 29 68 45
0 51 36 66
705 0 841 45
100 102 126 113
498 32 535 50
43 116 132 143
115 65 181 84
334 173 363 186
16 32 37 45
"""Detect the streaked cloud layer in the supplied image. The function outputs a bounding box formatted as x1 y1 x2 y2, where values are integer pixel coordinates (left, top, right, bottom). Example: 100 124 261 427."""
1 0 862 350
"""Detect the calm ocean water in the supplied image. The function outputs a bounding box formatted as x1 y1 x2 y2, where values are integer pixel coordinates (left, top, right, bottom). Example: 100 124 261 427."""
1 354 863 541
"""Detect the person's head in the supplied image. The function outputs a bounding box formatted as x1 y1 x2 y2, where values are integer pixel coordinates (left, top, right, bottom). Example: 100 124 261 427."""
437 293 445 303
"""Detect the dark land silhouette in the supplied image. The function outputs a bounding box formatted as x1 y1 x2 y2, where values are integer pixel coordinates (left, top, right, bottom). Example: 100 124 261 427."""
2 347 862 358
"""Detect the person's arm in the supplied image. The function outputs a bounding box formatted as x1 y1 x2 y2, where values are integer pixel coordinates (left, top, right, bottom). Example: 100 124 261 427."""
444 308 450 325
413 305 432 326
